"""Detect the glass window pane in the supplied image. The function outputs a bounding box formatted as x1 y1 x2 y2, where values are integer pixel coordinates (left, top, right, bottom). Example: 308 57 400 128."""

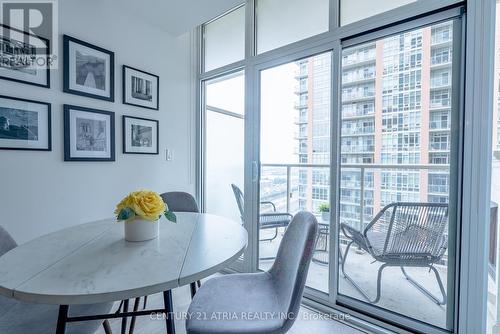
206 72 245 115
338 20 456 330
341 0 418 26
204 72 245 223
258 52 332 294
256 0 329 54
204 6 245 72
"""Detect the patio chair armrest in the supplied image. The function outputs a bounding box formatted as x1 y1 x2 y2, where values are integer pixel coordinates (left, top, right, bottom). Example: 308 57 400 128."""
341 223 361 240
260 201 277 212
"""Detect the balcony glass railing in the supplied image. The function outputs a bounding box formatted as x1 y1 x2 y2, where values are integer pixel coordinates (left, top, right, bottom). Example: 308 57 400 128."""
341 126 375 135
430 120 450 130
261 163 450 228
260 163 330 215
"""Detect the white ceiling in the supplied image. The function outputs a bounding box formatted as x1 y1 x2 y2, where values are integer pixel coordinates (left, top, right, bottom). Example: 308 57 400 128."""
120 0 244 36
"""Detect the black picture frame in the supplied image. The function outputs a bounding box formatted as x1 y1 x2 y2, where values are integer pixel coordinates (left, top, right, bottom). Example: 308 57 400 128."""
0 95 51 151
0 24 51 88
63 35 115 102
64 104 115 161
122 65 159 110
122 115 159 155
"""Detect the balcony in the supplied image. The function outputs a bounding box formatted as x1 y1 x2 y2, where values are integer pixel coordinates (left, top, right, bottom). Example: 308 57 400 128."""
341 126 375 136
258 163 453 329
430 120 450 131
342 92 376 103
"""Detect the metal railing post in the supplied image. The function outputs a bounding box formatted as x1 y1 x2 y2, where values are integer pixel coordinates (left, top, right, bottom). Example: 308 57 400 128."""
356 166 366 253
359 166 365 232
286 166 291 213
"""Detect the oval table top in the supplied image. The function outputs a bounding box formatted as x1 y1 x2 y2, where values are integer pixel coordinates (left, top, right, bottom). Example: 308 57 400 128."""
0 213 247 305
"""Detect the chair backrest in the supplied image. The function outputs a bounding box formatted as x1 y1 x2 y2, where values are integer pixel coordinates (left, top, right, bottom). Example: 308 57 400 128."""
366 202 449 258
268 211 318 330
231 184 245 221
0 225 17 257
160 192 199 213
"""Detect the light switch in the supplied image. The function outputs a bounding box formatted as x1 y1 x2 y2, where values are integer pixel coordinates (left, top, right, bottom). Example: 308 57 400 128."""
166 149 174 161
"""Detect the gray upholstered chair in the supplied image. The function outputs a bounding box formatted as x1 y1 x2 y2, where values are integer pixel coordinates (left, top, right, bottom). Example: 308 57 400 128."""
0 226 114 334
186 211 318 334
161 191 200 214
161 191 201 297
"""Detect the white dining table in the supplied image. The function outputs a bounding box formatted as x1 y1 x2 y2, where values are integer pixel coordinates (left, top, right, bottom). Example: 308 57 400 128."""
0 213 248 334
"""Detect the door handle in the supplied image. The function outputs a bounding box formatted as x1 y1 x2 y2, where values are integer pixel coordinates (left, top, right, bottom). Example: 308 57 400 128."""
252 161 259 183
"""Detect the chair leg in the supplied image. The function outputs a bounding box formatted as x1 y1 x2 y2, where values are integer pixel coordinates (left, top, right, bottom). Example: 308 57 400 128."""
259 227 279 242
341 240 387 304
163 290 176 334
121 299 129 334
401 266 447 305
196 280 201 288
103 320 113 334
143 295 148 310
128 297 141 334
190 282 197 299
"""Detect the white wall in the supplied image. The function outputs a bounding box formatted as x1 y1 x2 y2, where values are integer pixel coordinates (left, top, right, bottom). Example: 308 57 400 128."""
0 0 196 243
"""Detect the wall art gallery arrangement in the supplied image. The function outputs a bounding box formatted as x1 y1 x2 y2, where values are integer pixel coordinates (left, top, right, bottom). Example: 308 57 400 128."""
0 26 161 159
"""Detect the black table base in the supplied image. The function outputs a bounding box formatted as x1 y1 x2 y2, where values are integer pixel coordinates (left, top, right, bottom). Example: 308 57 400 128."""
55 290 175 334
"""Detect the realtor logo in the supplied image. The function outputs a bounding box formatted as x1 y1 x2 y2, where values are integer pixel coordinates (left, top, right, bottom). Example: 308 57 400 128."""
0 0 58 70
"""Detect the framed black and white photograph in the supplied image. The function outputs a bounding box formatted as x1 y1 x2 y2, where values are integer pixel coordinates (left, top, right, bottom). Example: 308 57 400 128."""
0 95 51 151
123 116 159 155
64 105 115 161
0 24 50 88
63 35 114 101
123 65 159 110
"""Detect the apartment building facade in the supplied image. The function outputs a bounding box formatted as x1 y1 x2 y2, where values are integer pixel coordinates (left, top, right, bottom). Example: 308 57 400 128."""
295 22 453 225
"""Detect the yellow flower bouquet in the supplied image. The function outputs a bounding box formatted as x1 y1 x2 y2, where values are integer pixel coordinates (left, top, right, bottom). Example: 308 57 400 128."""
115 190 176 223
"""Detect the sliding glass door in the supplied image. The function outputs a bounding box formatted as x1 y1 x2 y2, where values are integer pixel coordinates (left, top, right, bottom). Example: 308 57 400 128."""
335 18 461 332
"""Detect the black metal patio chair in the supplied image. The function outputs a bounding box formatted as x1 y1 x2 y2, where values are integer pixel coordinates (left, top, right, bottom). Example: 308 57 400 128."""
231 184 292 243
340 202 449 305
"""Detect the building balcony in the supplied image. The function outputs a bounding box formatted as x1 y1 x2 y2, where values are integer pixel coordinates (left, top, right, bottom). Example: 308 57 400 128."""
341 111 375 120
430 59 452 69
294 102 308 109
342 58 376 70
431 38 453 47
429 121 450 131
341 128 375 136
430 102 451 110
342 94 376 103
294 116 308 124
342 75 376 86
340 146 375 154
